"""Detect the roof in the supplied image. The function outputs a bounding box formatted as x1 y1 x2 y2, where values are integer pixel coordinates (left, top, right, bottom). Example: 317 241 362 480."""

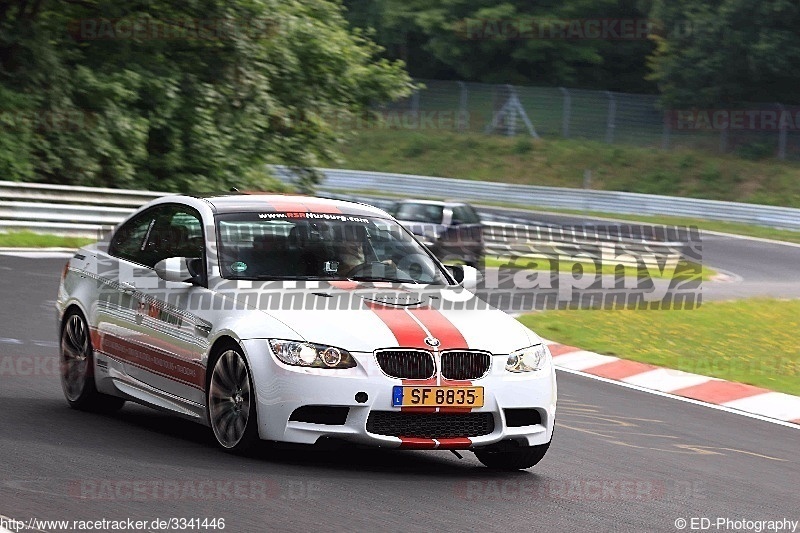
199 194 390 218
395 199 471 207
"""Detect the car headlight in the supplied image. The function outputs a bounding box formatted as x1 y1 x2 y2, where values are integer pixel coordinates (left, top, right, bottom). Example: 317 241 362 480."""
505 344 550 373
269 340 356 369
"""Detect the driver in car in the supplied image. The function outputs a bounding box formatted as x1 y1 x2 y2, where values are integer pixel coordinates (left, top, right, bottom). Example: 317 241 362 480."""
336 239 365 277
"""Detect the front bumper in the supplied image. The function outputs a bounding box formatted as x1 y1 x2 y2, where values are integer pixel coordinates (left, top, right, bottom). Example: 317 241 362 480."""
241 339 557 450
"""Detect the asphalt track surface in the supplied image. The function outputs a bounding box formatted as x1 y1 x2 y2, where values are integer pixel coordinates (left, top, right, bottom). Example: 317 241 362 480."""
477 206 800 302
354 195 800 303
0 255 798 533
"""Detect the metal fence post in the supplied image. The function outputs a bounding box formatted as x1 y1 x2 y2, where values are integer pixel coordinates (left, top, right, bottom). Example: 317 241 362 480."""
605 91 616 143
719 127 728 153
410 89 420 122
457 81 468 132
559 87 571 138
505 84 517 137
662 111 671 150
777 103 787 160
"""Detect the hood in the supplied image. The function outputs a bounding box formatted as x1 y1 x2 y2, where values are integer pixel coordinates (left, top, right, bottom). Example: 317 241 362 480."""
218 281 536 355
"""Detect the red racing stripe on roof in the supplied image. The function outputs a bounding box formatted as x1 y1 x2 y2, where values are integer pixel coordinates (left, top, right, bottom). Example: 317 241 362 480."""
264 197 342 214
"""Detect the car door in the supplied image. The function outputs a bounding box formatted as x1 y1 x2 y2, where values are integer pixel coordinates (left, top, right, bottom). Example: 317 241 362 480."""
459 204 484 261
93 206 160 392
444 205 484 264
100 203 211 408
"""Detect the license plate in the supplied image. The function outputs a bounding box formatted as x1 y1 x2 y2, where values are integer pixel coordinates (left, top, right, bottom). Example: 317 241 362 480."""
392 386 484 408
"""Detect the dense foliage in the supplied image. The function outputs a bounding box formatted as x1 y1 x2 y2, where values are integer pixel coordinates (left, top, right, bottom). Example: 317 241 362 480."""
3 0 799 189
344 0 656 92
344 0 800 106
648 0 800 107
0 0 411 191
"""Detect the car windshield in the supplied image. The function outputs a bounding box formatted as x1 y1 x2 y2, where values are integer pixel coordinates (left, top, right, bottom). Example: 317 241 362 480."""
216 212 451 284
394 202 444 224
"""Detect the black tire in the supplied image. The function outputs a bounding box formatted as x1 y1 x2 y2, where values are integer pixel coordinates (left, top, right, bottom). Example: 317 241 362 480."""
59 310 125 413
207 345 259 454
474 441 551 471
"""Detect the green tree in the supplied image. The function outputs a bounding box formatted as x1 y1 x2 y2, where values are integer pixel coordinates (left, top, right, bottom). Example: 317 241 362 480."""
0 0 412 192
343 0 656 92
648 0 800 106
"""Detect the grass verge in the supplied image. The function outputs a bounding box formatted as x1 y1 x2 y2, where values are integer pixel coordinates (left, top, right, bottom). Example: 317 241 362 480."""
0 231 94 248
518 299 800 396
337 129 800 208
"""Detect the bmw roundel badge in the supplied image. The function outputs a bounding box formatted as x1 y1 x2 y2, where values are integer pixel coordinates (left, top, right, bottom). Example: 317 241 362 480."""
424 336 441 348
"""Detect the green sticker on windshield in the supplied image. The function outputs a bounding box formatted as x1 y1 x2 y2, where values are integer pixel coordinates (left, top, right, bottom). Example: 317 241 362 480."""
231 261 247 273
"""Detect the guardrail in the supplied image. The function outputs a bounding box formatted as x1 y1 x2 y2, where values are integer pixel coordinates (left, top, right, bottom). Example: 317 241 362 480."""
0 179 690 268
0 181 166 238
272 167 800 232
0 181 164 207
481 220 686 256
315 190 687 264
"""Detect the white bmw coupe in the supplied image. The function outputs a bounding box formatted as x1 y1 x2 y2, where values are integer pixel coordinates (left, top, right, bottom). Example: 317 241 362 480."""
57 194 556 470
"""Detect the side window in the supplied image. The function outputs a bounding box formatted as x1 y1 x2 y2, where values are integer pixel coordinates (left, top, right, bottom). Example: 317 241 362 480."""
110 205 204 268
463 205 480 224
453 205 464 224
451 206 466 225
109 210 157 264
169 210 204 258
452 205 479 224
140 206 204 268
396 203 444 224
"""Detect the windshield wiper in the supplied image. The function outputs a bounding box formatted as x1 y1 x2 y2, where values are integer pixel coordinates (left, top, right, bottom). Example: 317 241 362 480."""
348 276 419 284
246 275 330 281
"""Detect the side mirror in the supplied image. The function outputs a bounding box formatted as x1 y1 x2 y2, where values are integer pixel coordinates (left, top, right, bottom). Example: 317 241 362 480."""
446 264 481 290
154 257 203 285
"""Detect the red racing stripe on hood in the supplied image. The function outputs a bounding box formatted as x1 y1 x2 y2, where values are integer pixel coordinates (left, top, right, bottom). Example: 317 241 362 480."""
363 301 428 349
407 307 469 350
328 280 360 291
364 301 437 412
407 309 476 413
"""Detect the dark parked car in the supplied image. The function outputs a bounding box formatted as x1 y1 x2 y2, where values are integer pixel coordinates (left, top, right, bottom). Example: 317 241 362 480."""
392 200 484 267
